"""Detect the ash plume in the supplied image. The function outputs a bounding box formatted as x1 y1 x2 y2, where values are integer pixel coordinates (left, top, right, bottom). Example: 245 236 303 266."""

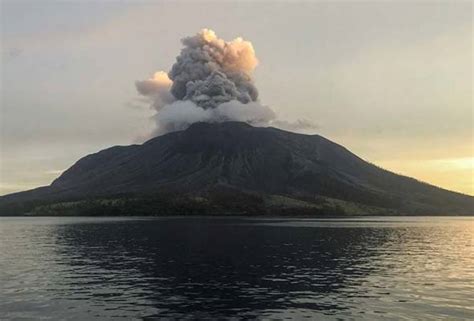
136 29 312 137
169 29 258 109
136 71 175 111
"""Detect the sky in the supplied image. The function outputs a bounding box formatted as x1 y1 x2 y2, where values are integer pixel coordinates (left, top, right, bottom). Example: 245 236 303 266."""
0 0 472 196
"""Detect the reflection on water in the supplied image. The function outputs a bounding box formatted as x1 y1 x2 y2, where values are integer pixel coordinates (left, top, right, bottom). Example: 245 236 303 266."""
0 217 473 320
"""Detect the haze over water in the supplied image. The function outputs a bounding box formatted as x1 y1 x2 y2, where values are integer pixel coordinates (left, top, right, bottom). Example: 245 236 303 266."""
1 216 472 320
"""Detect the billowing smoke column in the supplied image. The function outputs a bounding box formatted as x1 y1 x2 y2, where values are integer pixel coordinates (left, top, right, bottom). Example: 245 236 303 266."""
169 29 259 109
136 29 317 136
136 29 275 135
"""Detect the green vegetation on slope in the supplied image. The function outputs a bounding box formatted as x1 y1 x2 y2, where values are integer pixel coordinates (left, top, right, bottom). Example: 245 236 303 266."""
1 190 399 217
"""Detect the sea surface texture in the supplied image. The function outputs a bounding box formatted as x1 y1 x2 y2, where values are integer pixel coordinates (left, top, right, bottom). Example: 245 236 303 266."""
0 216 472 320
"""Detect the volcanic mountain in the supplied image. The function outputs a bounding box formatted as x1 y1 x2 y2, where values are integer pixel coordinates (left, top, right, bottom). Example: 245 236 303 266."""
1 122 472 215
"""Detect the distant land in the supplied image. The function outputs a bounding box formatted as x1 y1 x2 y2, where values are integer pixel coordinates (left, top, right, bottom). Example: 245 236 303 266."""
1 122 472 216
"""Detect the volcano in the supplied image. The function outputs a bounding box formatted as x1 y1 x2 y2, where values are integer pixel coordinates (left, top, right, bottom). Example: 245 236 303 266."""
1 122 472 216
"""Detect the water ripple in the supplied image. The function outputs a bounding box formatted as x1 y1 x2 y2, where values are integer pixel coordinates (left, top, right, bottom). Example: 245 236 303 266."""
0 216 473 320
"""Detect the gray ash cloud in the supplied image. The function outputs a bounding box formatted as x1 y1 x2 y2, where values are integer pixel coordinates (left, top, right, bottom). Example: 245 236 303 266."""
135 29 315 136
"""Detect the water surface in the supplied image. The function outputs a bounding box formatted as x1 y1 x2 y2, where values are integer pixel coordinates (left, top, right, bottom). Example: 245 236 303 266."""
0 216 472 320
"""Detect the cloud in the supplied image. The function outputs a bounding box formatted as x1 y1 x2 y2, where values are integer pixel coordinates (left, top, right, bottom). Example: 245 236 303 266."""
151 99 276 136
135 29 320 138
271 119 319 132
216 100 275 125
136 29 277 137
135 71 175 111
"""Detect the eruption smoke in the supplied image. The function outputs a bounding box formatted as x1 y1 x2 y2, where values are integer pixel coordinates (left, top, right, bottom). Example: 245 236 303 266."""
169 29 258 109
136 29 314 136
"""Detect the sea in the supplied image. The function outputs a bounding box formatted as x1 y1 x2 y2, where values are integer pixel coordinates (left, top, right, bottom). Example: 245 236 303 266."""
0 216 472 320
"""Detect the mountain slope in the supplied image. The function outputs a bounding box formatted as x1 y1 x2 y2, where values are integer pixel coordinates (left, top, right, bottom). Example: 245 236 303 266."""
1 122 472 215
